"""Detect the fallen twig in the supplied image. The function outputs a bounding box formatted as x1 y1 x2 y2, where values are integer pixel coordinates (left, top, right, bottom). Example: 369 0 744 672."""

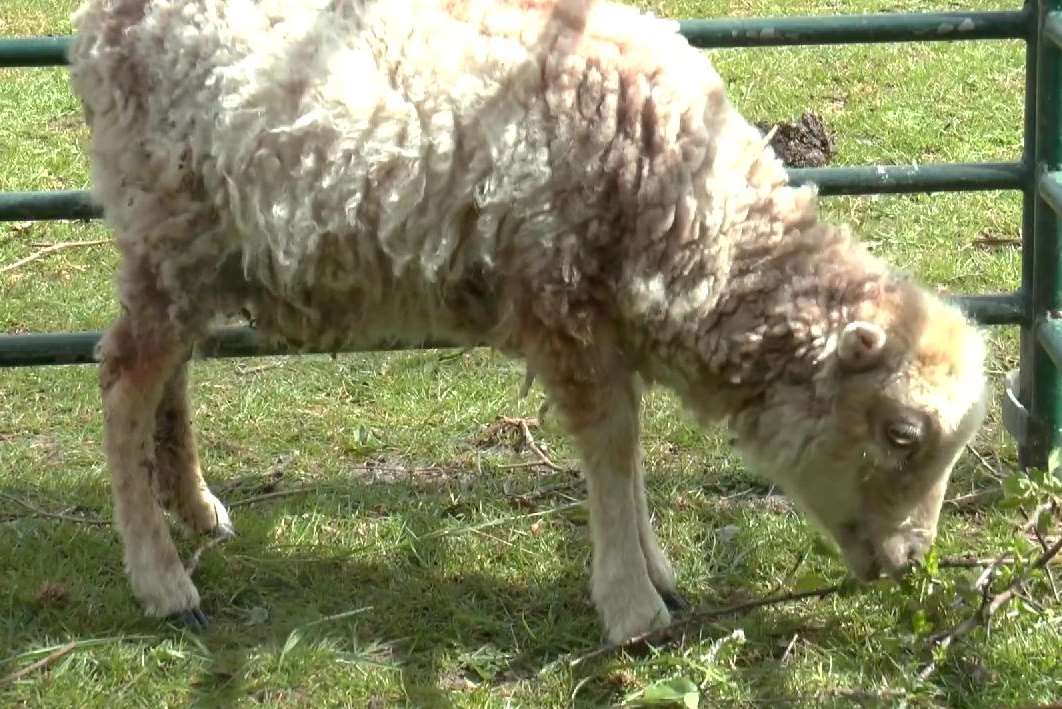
560 584 842 670
499 416 565 472
944 487 1002 510
235 362 285 376
185 533 229 575
227 484 322 509
0 240 110 275
0 641 77 685
920 531 1062 680
965 445 1002 479
937 556 1018 569
0 492 109 526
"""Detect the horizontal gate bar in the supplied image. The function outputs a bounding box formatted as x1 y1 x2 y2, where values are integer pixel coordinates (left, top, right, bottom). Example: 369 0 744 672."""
0 190 99 221
790 161 1027 195
0 291 1021 368
0 37 69 68
0 9 1034 68
0 328 464 368
0 162 1029 222
1038 318 1062 372
680 9 1031 48
958 292 1026 326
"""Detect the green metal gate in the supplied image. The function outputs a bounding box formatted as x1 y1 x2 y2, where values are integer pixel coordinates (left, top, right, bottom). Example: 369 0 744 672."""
0 2 1060 467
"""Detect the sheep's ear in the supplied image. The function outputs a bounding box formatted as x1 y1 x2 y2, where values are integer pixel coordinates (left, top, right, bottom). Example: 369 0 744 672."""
837 321 886 371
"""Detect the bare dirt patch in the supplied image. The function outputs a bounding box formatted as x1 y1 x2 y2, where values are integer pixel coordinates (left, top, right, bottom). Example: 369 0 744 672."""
755 112 836 168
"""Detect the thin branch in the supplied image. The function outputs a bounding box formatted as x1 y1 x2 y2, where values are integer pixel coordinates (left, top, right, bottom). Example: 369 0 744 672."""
561 584 841 670
920 532 1062 680
0 641 77 685
944 487 1002 511
0 492 109 526
937 557 1017 569
500 416 565 472
0 240 110 275
964 445 1002 479
227 485 322 509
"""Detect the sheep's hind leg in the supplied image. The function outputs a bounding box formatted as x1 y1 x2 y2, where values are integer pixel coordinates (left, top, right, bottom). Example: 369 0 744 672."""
634 468 687 612
154 360 234 541
99 315 208 630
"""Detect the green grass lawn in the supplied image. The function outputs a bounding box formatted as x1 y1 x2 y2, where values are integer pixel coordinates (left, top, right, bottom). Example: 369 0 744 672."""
1 1 1059 706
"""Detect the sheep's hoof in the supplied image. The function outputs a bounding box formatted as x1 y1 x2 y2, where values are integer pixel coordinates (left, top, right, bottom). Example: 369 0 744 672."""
171 606 210 632
660 590 689 613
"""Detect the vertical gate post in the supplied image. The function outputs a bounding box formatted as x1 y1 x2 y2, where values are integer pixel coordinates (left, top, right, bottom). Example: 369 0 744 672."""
1019 0 1062 468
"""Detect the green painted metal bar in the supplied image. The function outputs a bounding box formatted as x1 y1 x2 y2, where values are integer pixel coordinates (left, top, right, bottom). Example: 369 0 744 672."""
790 162 1026 195
1037 316 1062 370
1014 1 1040 467
1043 9 1062 47
958 292 1027 326
1024 3 1062 468
0 162 1029 222
679 9 1031 48
0 289 1018 368
0 37 69 67
0 190 99 221
1039 169 1062 214
0 328 464 368
0 9 1035 71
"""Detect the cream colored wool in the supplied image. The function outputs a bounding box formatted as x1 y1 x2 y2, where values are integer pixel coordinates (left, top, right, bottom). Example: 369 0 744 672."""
69 0 987 643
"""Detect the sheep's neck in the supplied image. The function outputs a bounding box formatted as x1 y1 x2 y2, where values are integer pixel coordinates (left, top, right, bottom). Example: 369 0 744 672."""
630 216 891 418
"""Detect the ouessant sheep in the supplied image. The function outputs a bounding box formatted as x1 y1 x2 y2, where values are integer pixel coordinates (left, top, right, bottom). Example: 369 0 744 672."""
68 0 988 643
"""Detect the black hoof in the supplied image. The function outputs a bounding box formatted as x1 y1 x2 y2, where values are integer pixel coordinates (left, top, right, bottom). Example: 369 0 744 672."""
171 607 210 632
661 590 690 613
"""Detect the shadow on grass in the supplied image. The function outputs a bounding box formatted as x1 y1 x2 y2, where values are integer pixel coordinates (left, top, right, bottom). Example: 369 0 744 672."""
2 473 603 703
2 466 860 706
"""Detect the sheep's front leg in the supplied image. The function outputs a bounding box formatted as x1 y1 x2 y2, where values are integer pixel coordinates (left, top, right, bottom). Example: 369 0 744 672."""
571 381 672 644
154 362 233 540
99 318 207 629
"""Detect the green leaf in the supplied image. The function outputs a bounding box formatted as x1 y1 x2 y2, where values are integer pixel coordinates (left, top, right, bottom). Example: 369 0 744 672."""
793 570 831 593
628 677 700 708
1048 447 1062 476
278 628 303 667
810 534 840 559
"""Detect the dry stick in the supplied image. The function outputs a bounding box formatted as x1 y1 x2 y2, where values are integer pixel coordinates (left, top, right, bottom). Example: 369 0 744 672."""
502 416 565 472
919 533 1062 681
564 584 842 669
227 485 323 509
184 533 230 575
0 641 77 686
944 487 1002 511
938 557 1019 569
0 240 110 275
0 492 109 526
1022 501 1061 602
965 444 1002 479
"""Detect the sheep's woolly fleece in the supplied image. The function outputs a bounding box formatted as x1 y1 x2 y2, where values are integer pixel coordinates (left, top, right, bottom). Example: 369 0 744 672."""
69 0 977 417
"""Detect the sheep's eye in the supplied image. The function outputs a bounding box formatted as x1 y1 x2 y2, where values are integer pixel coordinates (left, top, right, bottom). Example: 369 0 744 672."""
886 417 923 449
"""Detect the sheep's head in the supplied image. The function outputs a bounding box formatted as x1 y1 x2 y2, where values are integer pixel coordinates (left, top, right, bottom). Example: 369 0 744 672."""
732 282 987 582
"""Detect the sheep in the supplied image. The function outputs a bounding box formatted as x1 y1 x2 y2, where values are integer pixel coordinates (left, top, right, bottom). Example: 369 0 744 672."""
67 0 988 643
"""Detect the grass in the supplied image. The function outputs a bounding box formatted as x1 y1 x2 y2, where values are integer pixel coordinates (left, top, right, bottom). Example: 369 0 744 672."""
1 0 1059 706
